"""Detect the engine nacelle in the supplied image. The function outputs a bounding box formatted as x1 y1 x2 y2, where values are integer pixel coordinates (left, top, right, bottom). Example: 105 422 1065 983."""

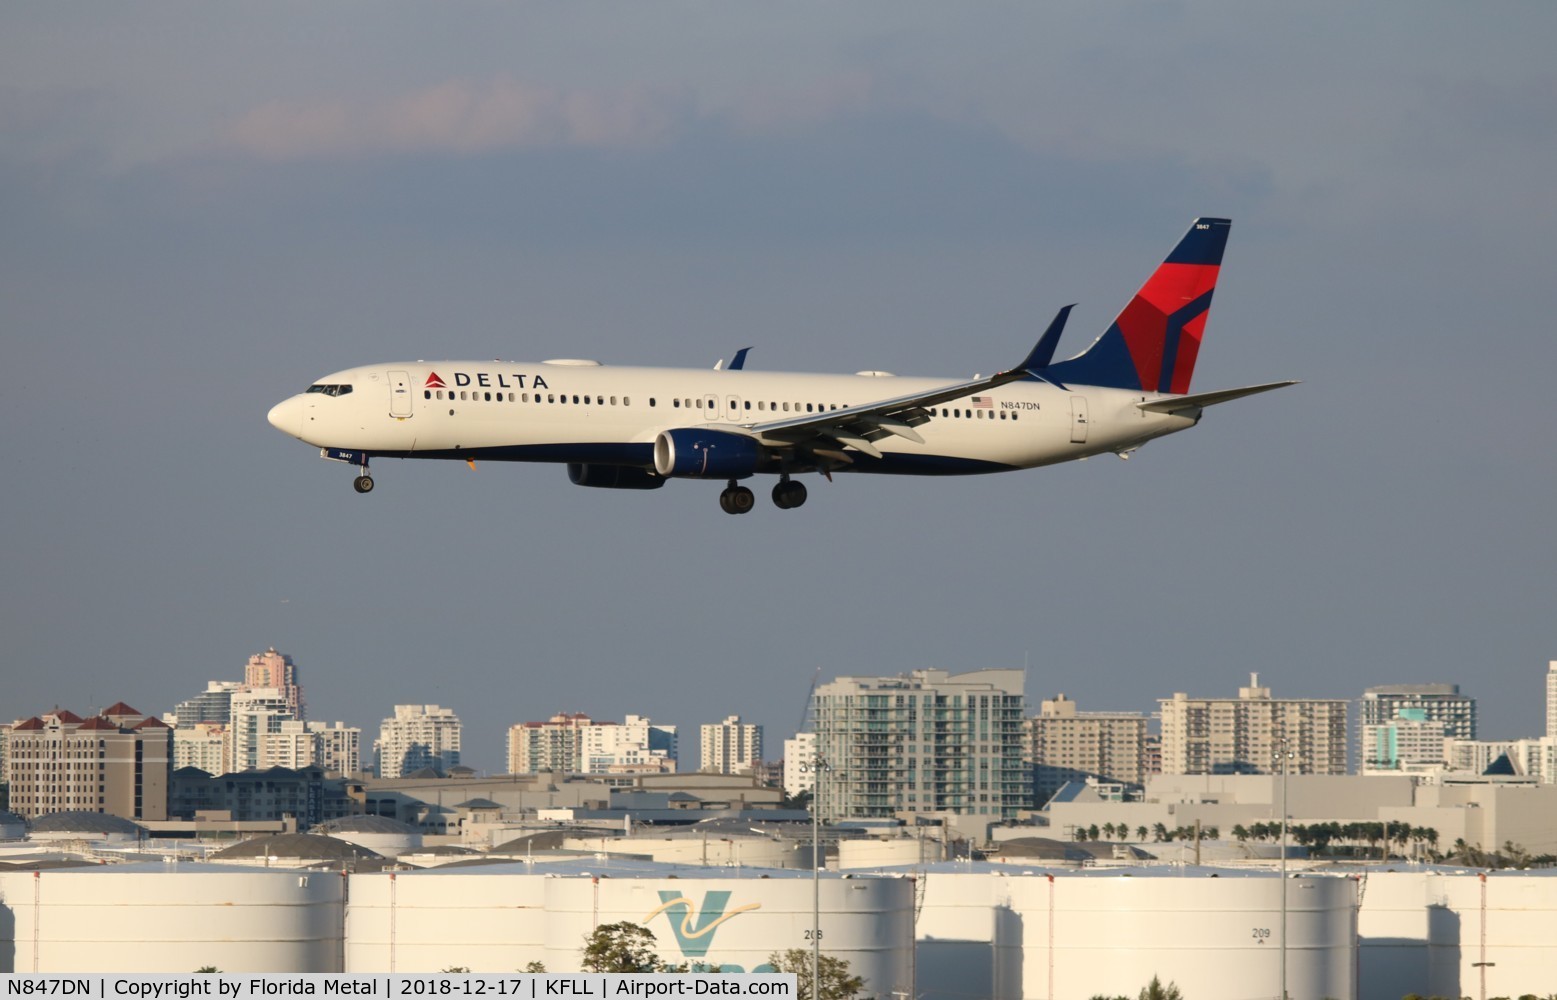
566 463 666 490
653 428 762 479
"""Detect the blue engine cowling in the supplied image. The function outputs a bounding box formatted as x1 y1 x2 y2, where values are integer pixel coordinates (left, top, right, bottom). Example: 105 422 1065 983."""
653 429 762 479
567 463 666 490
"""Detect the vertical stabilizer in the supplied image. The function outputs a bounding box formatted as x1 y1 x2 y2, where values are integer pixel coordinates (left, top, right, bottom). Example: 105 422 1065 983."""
1042 218 1230 393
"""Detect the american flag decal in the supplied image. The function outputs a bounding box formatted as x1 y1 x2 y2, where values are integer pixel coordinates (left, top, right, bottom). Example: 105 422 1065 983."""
970 396 993 408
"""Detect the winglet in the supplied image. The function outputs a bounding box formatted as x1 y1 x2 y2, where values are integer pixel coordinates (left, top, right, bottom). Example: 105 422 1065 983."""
729 347 751 371
1018 305 1074 373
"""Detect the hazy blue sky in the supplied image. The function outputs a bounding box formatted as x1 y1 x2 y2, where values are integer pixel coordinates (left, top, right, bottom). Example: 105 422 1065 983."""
4 4 1555 770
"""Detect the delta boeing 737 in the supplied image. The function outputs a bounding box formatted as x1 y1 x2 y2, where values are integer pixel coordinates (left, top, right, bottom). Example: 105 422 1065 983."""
267 218 1294 514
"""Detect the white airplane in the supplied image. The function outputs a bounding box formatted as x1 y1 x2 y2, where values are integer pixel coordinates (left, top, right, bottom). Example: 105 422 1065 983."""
267 218 1294 514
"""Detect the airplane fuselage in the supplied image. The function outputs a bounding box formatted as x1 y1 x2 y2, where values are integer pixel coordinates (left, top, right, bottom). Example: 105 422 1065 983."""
266 360 1199 476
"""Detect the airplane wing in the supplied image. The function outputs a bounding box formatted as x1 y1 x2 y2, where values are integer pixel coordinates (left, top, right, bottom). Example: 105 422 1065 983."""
745 367 1030 459
738 309 1073 463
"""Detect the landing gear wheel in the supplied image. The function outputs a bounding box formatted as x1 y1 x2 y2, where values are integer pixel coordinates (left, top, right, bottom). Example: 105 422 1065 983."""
773 480 808 509
353 475 375 494
719 485 755 515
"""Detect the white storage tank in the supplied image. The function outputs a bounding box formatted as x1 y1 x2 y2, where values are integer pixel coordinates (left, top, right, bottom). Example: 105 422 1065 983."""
0 862 344 972
997 869 1356 1000
1423 869 1557 998
1355 870 1435 1000
314 816 423 857
563 833 801 869
541 868 913 991
346 863 550 972
836 837 937 870
899 864 1356 1000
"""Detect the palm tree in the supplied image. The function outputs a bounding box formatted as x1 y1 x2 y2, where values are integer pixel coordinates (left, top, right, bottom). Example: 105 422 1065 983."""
1136 825 1149 842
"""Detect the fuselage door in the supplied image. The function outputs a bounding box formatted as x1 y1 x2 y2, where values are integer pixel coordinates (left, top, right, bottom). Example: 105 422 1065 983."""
727 396 743 422
703 394 720 421
1070 395 1089 444
389 370 413 418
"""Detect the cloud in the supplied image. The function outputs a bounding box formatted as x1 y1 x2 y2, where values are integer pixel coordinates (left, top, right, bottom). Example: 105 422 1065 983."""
226 76 687 160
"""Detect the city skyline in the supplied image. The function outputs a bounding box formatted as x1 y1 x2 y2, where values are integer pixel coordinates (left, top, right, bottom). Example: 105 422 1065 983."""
13 647 1550 777
4 6 1556 777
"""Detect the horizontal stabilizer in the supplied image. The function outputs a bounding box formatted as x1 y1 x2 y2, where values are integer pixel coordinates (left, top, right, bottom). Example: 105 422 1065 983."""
1136 380 1299 413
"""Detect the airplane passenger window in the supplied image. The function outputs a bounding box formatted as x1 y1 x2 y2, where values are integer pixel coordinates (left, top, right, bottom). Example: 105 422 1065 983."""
610 396 617 405
460 391 468 400
626 397 633 406
424 391 431 399
484 392 491 401
573 395 580 404
508 393 515 402
548 394 555 403
745 401 751 410
1012 412 1019 421
806 404 813 412
673 399 681 408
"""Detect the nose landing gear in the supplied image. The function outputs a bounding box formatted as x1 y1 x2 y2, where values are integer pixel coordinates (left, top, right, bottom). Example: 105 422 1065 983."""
319 448 375 494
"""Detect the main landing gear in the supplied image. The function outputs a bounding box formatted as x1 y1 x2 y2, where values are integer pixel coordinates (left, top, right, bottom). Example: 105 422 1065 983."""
719 481 756 515
353 474 375 494
717 477 809 514
772 478 807 510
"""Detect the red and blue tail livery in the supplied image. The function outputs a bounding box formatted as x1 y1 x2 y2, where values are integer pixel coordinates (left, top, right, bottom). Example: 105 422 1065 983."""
1043 218 1229 394
268 216 1294 514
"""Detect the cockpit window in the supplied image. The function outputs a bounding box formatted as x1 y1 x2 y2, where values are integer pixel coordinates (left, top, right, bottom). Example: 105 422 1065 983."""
306 383 353 397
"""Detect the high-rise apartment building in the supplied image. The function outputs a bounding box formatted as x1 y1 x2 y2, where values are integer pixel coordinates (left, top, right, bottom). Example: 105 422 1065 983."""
811 668 1027 822
783 733 817 799
1360 709 1451 772
5 703 171 821
169 680 242 727
229 687 296 771
245 648 304 720
1024 694 1149 804
1547 661 1557 740
173 722 229 775
700 715 763 775
1358 684 1475 762
1158 674 1348 776
506 713 677 775
376 705 462 778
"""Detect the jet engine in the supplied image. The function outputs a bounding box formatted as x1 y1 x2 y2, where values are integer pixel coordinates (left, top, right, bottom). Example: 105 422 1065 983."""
566 463 666 490
653 429 762 479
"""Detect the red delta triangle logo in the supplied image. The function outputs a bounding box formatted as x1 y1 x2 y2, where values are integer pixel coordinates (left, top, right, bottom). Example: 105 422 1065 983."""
424 372 446 389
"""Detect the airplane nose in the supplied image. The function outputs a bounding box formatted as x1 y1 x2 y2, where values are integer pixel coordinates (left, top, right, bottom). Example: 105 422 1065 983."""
267 396 304 438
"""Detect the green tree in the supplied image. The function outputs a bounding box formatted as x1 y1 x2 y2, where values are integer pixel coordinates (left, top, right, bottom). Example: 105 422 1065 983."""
581 922 666 973
766 949 865 1000
1135 825 1149 842
523 962 547 973
1137 975 1183 1000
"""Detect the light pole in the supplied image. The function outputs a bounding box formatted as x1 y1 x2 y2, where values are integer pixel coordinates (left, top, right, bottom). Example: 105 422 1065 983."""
808 747 831 1000
1276 736 1293 1000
